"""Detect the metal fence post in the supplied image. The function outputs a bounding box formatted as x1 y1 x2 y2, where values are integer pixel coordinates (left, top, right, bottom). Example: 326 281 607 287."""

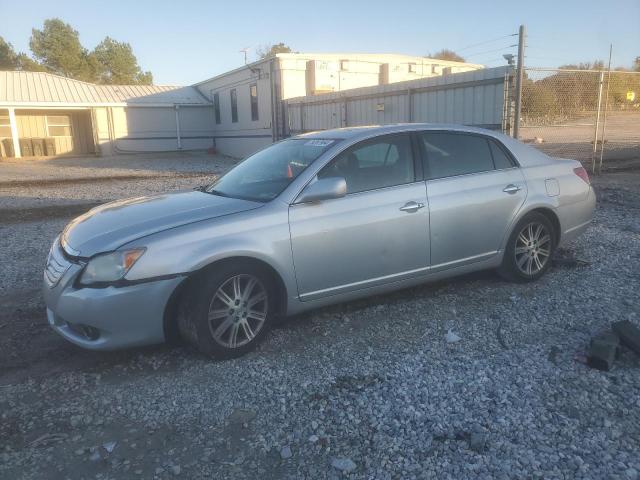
513 24 526 139
341 99 348 127
598 45 613 173
591 71 604 173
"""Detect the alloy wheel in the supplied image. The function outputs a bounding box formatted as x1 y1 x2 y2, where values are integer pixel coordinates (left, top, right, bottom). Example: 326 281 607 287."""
514 222 552 276
207 274 268 348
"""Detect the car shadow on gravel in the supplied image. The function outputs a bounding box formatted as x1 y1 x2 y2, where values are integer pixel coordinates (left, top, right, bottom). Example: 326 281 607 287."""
0 269 500 385
1 247 595 387
0 289 188 385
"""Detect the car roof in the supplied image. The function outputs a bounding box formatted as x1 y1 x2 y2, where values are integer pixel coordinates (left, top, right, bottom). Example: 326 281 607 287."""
295 123 504 141
294 123 555 167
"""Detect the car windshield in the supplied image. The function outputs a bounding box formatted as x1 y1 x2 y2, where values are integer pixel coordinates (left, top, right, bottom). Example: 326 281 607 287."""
206 138 338 202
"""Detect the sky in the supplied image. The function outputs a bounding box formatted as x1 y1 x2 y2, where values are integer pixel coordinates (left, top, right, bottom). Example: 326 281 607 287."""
1 0 638 85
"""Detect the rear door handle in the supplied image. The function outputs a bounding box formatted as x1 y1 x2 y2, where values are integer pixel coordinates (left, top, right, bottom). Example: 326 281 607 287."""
399 201 425 213
503 184 521 194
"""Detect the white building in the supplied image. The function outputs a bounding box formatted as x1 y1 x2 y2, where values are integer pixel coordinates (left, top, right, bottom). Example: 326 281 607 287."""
0 54 482 159
0 71 213 158
194 53 483 157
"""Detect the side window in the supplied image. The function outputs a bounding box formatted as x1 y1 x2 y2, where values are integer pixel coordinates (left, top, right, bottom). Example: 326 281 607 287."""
318 134 414 194
47 115 72 136
489 140 515 169
213 92 221 124
230 89 238 123
420 132 494 179
0 115 10 137
249 84 259 121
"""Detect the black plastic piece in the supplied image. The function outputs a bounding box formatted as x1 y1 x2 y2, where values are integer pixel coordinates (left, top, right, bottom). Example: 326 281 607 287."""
588 331 620 371
612 320 640 356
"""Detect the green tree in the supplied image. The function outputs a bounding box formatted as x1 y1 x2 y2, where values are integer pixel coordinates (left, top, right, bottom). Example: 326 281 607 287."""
256 42 293 59
29 18 97 81
0 37 20 69
428 49 466 62
1 35 48 72
92 37 153 85
16 54 49 72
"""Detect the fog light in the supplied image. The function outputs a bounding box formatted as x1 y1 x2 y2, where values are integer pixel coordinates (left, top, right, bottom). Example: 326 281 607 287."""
67 322 100 341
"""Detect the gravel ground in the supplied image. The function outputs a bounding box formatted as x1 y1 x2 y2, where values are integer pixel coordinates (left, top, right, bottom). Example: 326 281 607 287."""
0 152 233 211
1 155 639 480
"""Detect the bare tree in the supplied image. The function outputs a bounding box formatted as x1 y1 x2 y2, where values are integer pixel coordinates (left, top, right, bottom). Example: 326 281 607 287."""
428 49 465 62
256 42 294 59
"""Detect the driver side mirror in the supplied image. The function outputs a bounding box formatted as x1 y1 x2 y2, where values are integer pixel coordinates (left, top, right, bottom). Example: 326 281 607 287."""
296 177 347 203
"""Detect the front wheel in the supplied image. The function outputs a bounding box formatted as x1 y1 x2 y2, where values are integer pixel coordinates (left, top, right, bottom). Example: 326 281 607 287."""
498 212 556 283
180 263 275 359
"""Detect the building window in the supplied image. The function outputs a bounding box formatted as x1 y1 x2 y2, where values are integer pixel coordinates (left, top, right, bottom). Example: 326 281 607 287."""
249 84 259 121
408 63 417 73
47 115 72 136
340 60 349 71
0 116 10 137
230 89 238 123
213 92 221 124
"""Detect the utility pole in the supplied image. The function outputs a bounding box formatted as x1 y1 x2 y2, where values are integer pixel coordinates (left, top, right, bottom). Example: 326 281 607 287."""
513 24 526 139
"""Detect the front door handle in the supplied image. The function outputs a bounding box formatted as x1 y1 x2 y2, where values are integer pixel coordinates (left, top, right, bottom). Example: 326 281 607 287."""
503 184 521 194
399 201 425 213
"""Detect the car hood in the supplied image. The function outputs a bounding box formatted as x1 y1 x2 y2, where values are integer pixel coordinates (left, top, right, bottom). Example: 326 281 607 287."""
61 190 263 257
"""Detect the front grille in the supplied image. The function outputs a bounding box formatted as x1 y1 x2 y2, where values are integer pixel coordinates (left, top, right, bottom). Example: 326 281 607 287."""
45 241 72 287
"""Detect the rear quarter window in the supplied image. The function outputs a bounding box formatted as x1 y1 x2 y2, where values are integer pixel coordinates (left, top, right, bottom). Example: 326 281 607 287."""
489 140 515 169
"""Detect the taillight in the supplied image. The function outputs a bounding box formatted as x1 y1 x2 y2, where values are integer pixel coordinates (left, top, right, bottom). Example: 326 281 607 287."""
574 167 590 184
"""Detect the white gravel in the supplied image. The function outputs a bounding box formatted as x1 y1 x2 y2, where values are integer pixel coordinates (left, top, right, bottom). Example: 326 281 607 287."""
1 158 639 479
0 151 236 180
0 152 233 210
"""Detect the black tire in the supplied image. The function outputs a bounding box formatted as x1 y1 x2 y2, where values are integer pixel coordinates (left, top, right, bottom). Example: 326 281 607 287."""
498 212 556 283
179 261 275 359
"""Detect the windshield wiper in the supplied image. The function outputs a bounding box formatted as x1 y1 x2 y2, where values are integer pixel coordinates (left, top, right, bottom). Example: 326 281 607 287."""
205 188 231 198
194 185 228 197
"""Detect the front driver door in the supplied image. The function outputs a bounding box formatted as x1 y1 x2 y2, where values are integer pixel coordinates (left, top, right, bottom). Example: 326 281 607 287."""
288 133 430 301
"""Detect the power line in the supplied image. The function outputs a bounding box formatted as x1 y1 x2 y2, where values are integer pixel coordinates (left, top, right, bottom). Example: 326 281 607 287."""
455 34 518 52
481 58 510 64
465 45 518 58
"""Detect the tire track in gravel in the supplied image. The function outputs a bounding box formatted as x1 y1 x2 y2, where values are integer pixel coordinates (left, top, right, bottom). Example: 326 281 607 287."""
0 172 217 223
0 172 212 189
0 202 103 223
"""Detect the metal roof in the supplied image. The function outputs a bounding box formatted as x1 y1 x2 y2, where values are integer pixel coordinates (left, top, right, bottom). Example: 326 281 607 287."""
0 71 211 107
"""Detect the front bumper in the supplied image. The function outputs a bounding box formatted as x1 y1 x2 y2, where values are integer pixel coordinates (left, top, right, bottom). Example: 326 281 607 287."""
43 252 184 351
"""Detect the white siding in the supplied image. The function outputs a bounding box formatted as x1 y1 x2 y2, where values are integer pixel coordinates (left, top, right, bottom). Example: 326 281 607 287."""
286 67 511 134
195 58 274 158
94 106 214 155
193 53 485 158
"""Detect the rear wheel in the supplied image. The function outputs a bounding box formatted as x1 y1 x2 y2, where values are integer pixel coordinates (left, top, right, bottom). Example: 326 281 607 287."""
499 212 556 283
179 262 275 359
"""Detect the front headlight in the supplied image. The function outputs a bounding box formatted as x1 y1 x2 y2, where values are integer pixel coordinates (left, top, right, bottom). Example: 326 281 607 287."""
79 248 146 286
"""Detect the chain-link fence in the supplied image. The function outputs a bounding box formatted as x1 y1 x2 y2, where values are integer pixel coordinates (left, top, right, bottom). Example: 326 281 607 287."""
518 68 640 172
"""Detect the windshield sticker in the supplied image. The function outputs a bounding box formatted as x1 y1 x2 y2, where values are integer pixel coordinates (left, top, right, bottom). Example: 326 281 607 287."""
304 140 334 147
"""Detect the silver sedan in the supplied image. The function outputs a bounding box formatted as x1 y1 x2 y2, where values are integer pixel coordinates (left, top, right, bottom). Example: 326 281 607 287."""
43 124 596 357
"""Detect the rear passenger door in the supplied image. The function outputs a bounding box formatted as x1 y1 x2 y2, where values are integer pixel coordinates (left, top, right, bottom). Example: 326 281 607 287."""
418 131 527 269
